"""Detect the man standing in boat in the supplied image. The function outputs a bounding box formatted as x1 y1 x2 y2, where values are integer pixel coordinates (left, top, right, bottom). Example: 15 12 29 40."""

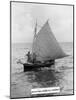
26 51 31 63
26 51 36 63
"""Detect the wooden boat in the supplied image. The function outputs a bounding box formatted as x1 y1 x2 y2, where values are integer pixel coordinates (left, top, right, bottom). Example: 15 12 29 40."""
23 61 54 71
18 20 67 72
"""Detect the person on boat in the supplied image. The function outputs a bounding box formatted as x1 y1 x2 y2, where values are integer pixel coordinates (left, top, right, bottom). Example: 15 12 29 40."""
26 51 32 63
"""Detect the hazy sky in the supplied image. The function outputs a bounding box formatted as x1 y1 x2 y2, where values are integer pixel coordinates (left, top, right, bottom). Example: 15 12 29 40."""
12 2 73 43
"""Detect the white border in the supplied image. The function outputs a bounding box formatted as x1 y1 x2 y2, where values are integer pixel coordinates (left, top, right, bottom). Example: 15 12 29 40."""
0 0 75 100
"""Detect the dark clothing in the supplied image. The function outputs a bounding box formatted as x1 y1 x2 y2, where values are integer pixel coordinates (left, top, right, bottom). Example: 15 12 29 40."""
26 52 31 63
26 52 37 63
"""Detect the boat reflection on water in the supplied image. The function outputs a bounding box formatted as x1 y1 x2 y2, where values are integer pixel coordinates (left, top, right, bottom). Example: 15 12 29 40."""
24 64 73 96
27 68 57 87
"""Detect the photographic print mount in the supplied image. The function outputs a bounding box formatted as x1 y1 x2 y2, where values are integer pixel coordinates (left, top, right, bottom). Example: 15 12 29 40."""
10 1 74 99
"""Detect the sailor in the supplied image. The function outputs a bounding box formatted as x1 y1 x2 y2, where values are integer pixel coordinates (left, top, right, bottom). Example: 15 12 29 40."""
26 51 31 62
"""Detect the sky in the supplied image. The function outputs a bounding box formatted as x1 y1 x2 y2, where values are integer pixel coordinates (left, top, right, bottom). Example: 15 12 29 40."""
11 2 73 43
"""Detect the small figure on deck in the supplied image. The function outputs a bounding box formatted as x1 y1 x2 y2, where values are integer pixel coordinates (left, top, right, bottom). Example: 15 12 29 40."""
26 51 37 63
26 51 32 63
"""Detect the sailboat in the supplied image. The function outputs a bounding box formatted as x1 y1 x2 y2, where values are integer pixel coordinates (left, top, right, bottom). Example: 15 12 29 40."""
19 20 67 72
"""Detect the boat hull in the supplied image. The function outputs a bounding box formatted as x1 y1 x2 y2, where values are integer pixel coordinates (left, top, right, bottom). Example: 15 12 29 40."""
23 61 54 72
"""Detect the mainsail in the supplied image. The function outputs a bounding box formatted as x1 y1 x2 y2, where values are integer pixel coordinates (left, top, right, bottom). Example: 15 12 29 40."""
32 20 67 62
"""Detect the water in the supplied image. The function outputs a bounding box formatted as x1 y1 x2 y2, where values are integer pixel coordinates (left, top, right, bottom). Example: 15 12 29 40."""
11 42 73 98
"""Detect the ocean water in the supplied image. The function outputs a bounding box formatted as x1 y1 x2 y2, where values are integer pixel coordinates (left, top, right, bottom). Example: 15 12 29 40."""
11 42 73 98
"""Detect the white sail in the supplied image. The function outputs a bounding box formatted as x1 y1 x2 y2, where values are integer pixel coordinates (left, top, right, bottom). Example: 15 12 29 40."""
32 20 67 62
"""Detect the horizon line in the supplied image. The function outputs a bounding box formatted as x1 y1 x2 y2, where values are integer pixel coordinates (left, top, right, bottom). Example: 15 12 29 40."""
12 41 73 44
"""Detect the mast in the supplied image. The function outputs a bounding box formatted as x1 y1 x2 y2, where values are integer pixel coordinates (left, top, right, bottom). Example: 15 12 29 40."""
32 20 37 53
34 20 37 39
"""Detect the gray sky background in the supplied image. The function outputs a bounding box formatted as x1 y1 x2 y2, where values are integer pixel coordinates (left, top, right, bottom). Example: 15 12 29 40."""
12 2 73 43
